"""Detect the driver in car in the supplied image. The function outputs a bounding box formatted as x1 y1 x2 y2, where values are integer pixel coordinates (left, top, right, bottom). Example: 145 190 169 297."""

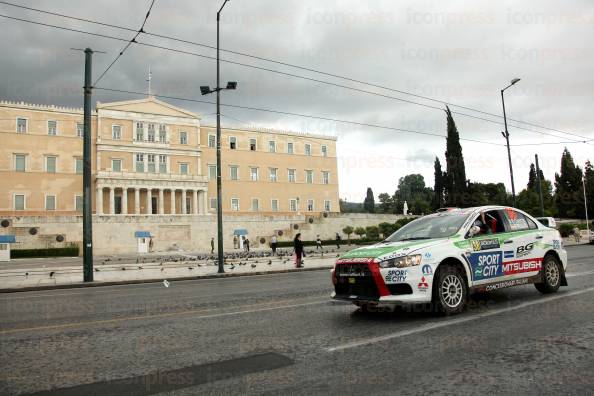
473 212 492 235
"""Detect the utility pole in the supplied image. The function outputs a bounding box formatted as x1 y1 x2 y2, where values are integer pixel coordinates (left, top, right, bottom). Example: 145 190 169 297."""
501 78 520 208
535 154 545 217
83 48 94 282
583 171 589 235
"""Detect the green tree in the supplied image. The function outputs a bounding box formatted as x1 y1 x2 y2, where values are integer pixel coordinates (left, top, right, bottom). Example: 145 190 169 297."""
354 227 366 238
519 163 555 217
443 106 467 206
466 182 509 206
377 193 394 213
378 222 395 238
342 226 354 243
365 226 380 239
394 174 434 214
433 157 445 209
363 187 375 213
555 148 584 218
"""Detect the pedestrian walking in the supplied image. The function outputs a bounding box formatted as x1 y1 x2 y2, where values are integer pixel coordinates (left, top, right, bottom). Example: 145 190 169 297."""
233 235 238 249
294 233 304 268
210 237 215 254
316 235 322 250
244 237 250 252
270 235 278 255
335 232 341 249
573 227 581 243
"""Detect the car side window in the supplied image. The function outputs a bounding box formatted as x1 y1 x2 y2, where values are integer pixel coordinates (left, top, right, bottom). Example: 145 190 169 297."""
503 208 531 232
470 210 506 235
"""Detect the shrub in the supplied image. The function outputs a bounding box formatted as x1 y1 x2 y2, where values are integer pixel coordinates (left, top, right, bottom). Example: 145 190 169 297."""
365 225 380 239
11 246 79 259
354 227 366 238
558 223 575 238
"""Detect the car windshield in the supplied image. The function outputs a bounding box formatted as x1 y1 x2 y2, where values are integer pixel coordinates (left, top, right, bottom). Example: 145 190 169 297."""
384 213 471 242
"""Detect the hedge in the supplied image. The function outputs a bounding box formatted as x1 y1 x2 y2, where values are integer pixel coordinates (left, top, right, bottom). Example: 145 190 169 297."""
11 246 79 259
275 238 381 248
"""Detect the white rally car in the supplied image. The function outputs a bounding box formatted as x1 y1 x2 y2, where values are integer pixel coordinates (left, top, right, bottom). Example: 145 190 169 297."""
331 206 568 315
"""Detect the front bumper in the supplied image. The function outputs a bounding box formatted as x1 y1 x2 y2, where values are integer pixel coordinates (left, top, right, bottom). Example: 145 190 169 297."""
332 260 432 304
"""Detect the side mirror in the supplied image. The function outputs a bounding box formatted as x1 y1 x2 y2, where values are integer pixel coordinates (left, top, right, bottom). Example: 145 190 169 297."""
468 225 481 238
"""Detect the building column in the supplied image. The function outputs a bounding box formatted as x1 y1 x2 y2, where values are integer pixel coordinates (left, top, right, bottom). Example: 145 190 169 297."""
134 188 140 214
202 190 208 214
121 187 128 215
146 188 152 215
109 187 115 215
181 190 187 214
158 189 164 214
170 189 176 214
193 190 198 214
96 186 103 215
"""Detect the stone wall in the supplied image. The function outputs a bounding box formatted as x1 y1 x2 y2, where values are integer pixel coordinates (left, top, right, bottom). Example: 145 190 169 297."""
0 213 409 255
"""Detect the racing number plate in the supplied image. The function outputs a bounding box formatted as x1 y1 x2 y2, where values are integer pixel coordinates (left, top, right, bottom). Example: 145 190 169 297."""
348 277 356 284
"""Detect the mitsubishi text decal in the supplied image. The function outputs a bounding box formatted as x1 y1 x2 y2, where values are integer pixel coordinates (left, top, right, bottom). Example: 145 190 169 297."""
502 258 542 275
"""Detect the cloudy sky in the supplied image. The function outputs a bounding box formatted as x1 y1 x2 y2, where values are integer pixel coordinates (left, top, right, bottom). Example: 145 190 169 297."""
1 0 593 201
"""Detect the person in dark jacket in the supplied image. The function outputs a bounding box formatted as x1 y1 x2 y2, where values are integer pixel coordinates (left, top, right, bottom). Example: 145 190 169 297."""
294 233 304 268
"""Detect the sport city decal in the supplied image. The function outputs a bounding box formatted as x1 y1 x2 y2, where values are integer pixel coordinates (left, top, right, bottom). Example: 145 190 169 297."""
469 251 503 281
471 238 500 252
385 269 408 283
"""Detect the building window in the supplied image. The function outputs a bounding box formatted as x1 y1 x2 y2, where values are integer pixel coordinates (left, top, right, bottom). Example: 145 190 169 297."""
147 124 156 142
269 168 278 182
229 136 237 150
75 195 83 212
14 194 25 210
136 122 144 141
324 200 331 211
251 198 259 212
322 145 328 157
250 167 258 181
112 159 122 172
147 154 156 172
159 125 167 143
180 163 189 175
289 199 297 212
305 170 313 184
135 154 145 172
268 141 276 153
180 131 188 145
112 125 122 140
210 197 217 210
14 154 26 172
249 138 257 151
159 155 167 173
77 122 84 137
208 134 216 148
307 199 314 211
229 166 239 181
47 120 57 135
322 171 330 184
208 165 217 180
288 169 296 183
17 118 27 133
231 198 239 211
75 158 83 174
271 199 279 212
45 195 56 211
46 156 57 173
287 142 294 154
305 144 312 156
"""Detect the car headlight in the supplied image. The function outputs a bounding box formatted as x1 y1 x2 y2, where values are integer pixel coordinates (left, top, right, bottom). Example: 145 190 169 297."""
378 254 422 268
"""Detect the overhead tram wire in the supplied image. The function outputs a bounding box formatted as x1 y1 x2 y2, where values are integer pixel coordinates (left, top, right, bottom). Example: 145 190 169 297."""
92 0 157 86
0 0 590 143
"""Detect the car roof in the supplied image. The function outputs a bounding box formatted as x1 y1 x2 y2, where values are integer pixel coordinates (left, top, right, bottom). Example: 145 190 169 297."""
429 205 526 219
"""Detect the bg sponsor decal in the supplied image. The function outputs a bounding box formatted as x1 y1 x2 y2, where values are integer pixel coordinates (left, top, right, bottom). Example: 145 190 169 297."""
469 251 503 280
385 269 408 283
484 278 529 291
502 258 542 275
418 276 429 292
471 238 500 251
516 242 534 258
421 264 433 276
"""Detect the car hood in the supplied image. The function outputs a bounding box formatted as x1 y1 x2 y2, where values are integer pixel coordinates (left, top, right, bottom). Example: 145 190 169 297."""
339 239 449 261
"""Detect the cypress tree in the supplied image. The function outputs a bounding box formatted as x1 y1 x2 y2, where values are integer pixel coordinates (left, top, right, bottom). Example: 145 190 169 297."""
527 163 537 190
554 148 584 218
443 106 467 206
434 157 445 209
363 187 375 213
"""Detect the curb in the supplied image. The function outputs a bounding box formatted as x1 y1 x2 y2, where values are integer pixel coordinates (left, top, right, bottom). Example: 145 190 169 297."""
0 265 334 293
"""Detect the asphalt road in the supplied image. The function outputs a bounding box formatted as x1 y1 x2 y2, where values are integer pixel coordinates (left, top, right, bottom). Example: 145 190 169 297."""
1 245 593 395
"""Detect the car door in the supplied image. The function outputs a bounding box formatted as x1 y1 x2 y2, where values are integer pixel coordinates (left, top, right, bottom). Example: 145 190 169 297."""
500 208 543 281
465 210 507 286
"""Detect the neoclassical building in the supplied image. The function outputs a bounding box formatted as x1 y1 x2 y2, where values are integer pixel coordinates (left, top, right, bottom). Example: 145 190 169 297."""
0 97 339 217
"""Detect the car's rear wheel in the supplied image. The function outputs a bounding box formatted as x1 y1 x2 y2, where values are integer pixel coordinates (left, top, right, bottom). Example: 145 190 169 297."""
432 263 468 315
535 254 561 294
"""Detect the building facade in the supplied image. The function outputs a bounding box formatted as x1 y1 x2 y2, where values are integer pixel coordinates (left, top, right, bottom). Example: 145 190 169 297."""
0 97 339 218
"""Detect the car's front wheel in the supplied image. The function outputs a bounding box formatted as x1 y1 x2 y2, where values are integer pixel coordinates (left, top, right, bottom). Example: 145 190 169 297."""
432 263 468 315
535 254 561 294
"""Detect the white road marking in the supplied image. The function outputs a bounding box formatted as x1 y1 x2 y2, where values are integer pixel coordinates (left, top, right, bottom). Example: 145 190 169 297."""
566 270 594 278
326 286 594 352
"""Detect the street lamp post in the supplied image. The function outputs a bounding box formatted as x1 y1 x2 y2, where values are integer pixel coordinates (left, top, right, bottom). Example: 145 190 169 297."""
200 0 236 273
501 78 521 207
583 171 589 236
